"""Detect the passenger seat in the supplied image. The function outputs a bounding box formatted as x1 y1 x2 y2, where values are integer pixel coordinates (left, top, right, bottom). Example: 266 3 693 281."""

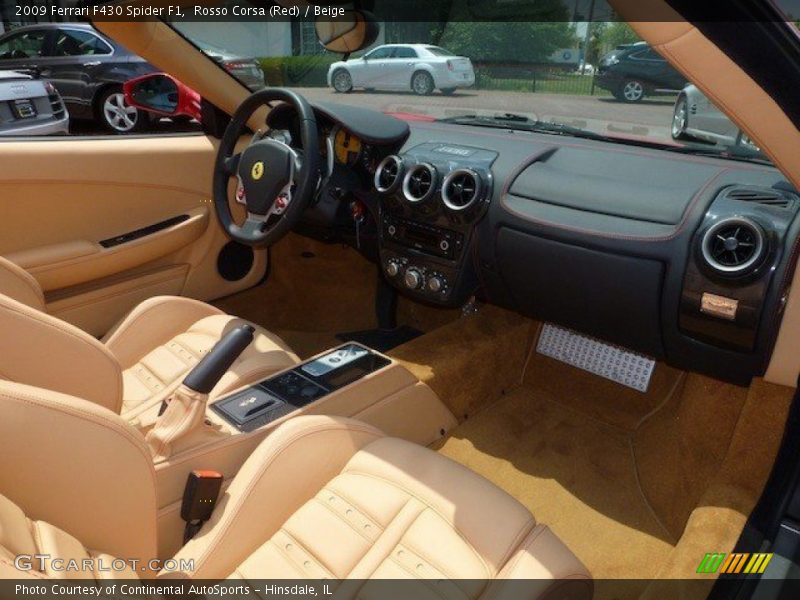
0 413 592 597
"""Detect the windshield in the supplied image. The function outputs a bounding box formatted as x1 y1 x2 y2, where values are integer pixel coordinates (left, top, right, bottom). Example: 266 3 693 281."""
169 2 800 165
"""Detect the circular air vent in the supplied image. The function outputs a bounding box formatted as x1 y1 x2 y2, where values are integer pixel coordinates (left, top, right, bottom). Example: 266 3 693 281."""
374 155 404 194
442 168 483 211
701 217 766 275
402 163 437 203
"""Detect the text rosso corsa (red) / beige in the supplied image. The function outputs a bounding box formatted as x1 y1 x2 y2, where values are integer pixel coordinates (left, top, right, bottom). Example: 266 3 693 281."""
193 5 346 17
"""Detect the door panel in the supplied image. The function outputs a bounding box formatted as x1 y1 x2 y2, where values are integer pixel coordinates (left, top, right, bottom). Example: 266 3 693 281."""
0 134 266 335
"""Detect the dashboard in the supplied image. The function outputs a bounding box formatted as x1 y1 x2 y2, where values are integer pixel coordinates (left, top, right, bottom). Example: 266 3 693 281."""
265 101 800 386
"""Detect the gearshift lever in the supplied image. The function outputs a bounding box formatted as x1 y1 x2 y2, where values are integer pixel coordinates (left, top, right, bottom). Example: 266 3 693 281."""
147 324 255 461
183 324 255 393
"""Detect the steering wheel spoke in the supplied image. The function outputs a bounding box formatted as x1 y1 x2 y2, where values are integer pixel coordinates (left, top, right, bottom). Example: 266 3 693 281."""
212 89 321 247
222 153 241 176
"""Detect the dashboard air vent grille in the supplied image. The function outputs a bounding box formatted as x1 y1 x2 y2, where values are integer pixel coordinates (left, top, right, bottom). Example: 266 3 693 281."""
374 155 404 194
442 168 482 211
725 186 793 209
701 217 765 275
402 163 437 203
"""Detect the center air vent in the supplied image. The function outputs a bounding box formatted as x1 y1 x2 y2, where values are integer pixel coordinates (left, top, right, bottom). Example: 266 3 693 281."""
374 155 404 194
701 217 766 276
402 163 437 203
442 168 483 211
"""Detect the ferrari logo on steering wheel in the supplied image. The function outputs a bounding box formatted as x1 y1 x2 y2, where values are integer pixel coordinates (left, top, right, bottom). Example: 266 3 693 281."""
251 161 264 180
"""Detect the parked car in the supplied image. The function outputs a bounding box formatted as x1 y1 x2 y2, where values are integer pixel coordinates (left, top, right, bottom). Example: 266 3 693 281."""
328 44 475 95
0 70 68 136
595 41 687 102
193 40 265 91
0 23 156 133
672 83 759 149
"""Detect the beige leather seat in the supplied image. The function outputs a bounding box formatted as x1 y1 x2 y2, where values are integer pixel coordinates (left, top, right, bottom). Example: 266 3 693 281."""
0 408 592 597
0 256 299 415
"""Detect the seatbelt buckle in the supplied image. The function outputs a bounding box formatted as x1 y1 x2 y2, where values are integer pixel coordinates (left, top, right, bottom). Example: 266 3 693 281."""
181 470 223 525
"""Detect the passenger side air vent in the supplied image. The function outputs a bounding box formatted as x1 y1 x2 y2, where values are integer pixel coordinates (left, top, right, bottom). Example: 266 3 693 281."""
402 163 437 203
374 155 404 194
701 217 766 276
723 186 794 209
442 168 483 211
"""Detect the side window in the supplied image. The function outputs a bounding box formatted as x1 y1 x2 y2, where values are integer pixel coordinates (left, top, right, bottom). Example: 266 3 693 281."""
393 47 418 59
0 30 48 59
631 48 663 61
366 47 392 60
53 30 112 57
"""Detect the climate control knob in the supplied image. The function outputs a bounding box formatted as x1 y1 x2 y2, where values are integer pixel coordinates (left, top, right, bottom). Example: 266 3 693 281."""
385 261 400 277
404 268 423 290
427 275 445 293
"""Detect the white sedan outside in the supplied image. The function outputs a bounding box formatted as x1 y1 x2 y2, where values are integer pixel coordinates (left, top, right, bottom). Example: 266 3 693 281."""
327 44 475 96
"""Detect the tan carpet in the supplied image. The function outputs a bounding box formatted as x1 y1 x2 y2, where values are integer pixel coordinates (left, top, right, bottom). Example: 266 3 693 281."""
436 387 674 596
435 350 793 599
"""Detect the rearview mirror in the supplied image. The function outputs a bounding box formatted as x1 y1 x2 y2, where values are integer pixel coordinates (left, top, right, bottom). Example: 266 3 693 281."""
123 73 201 121
314 9 380 54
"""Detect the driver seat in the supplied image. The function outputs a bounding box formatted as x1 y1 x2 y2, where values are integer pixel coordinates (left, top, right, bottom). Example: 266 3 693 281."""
0 256 299 416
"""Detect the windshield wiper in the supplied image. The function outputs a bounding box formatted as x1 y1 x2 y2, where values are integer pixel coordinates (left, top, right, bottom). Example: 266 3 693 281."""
437 113 613 142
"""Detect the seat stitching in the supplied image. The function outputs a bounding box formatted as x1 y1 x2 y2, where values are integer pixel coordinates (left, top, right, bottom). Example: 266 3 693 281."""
495 518 537 573
325 481 389 527
340 469 498 576
387 554 455 600
278 528 337 578
495 525 546 580
31 521 44 558
104 297 220 351
0 390 157 480
186 423 383 577
313 494 379 542
266 538 315 578
168 338 202 362
347 496 417 581
128 363 165 394
402 532 486 582
0 557 49 579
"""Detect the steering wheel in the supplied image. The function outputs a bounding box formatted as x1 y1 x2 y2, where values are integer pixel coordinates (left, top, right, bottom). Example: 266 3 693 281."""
213 89 321 247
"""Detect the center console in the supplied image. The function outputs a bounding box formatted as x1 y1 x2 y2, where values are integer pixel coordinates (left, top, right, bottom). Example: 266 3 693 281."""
373 142 497 306
211 344 390 432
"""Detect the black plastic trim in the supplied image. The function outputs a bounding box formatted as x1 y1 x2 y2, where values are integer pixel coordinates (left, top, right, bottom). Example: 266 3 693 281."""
99 214 190 248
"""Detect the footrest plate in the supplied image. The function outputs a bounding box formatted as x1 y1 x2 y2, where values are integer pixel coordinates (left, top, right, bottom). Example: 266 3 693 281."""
536 323 656 392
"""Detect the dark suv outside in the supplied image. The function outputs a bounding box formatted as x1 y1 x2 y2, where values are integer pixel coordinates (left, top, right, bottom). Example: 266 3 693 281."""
0 23 157 133
595 41 688 103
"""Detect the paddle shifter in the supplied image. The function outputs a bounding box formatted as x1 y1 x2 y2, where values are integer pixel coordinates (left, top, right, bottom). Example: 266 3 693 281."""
146 325 255 461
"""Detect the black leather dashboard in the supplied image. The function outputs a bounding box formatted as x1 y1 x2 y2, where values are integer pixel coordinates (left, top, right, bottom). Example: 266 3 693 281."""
383 121 800 385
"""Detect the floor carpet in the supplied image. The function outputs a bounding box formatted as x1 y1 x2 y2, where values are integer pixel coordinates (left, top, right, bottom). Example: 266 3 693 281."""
436 387 675 597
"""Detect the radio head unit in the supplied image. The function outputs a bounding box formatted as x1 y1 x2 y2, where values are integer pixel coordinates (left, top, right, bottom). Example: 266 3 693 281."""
382 216 464 260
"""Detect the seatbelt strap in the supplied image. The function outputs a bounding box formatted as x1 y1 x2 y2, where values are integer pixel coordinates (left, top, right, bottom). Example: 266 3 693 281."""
181 470 223 544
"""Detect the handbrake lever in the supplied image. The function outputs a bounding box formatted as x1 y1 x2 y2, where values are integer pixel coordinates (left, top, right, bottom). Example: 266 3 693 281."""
148 324 255 460
158 324 255 416
183 324 255 393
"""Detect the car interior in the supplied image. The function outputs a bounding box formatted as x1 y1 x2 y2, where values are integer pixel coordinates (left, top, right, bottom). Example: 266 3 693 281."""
1 1 799 599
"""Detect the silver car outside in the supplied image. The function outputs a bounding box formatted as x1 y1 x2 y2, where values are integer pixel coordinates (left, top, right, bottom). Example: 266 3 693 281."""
0 71 69 136
327 44 475 95
671 84 746 146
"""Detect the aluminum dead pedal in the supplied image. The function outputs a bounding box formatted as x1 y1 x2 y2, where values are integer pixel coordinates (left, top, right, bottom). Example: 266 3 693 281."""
536 323 656 392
